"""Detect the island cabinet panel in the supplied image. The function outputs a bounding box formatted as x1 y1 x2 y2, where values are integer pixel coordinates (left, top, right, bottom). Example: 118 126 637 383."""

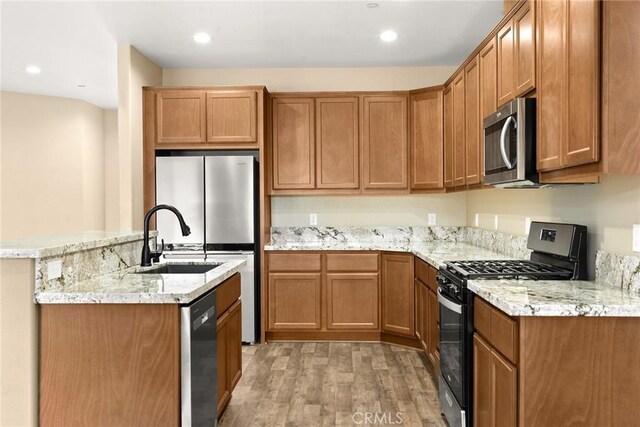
362 96 409 191
217 314 230 413
271 98 316 190
452 73 466 187
443 85 454 188
268 273 322 330
40 304 180 427
216 274 242 418
206 90 257 143
381 253 415 337
315 97 360 189
465 56 481 185
410 89 444 190
156 91 206 144
326 273 379 330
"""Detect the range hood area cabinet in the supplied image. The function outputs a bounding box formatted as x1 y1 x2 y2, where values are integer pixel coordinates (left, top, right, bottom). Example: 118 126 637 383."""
145 87 265 149
269 91 444 195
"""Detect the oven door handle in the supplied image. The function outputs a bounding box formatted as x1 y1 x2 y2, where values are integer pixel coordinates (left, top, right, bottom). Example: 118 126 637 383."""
499 116 517 170
437 288 463 314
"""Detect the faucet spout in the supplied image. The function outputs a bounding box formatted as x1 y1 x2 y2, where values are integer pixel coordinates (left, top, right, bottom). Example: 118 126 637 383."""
141 204 191 266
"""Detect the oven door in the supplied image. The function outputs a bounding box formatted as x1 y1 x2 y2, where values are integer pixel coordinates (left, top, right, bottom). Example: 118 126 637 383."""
438 287 465 405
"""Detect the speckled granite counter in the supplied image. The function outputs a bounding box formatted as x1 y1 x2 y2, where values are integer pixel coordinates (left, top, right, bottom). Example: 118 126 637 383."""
35 259 246 304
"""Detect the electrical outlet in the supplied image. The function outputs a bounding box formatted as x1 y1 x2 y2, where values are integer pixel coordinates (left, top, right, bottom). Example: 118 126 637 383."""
309 213 318 226
494 215 499 230
47 259 62 280
428 213 437 226
525 217 532 234
633 224 640 252
474 214 479 227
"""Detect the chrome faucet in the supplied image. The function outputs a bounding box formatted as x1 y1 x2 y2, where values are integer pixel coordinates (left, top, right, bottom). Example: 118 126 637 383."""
141 204 191 266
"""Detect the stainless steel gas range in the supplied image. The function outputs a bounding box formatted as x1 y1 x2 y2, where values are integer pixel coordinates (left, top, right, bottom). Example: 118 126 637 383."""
436 221 588 427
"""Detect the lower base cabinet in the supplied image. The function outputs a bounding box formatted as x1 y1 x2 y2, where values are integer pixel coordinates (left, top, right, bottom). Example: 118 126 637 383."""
326 273 379 329
217 300 242 415
415 258 440 377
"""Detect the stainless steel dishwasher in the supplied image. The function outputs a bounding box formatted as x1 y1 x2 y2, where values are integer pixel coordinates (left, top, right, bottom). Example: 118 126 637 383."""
181 287 217 426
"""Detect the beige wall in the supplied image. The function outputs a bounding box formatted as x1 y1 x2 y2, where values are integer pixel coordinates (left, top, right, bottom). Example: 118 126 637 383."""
0 91 106 239
116 46 162 231
163 66 457 91
103 109 119 230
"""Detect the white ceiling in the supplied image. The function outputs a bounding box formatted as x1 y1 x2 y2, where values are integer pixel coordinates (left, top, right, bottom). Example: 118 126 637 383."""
1 1 503 109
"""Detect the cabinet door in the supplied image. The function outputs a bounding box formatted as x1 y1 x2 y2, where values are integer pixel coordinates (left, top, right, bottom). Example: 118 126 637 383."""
363 96 409 190
474 335 492 427
479 38 498 182
514 1 536 96
268 273 321 330
410 90 444 190
272 98 315 190
497 20 515 107
156 91 206 144
427 288 440 366
227 301 242 391
315 97 359 189
326 273 379 330
492 349 518 427
564 0 599 167
536 0 566 171
206 90 257 143
415 279 427 351
443 85 454 188
217 317 230 414
465 56 481 185
381 254 415 336
452 73 466 187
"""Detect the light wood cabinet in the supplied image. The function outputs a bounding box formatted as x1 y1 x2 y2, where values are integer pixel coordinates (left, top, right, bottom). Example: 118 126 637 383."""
415 258 440 377
217 311 230 414
363 96 409 191
216 275 242 417
415 279 428 350
537 0 599 174
427 288 439 368
497 1 535 107
465 56 481 185
267 272 322 330
156 91 206 144
206 90 257 143
326 273 379 330
602 0 640 175
452 73 466 187
381 253 415 337
271 98 316 190
479 38 498 182
443 85 454 188
315 97 359 189
410 89 444 190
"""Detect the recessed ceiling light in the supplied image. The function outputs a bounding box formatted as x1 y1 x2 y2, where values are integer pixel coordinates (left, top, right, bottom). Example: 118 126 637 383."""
192 32 212 44
25 65 41 74
367 3 379 8
379 30 398 42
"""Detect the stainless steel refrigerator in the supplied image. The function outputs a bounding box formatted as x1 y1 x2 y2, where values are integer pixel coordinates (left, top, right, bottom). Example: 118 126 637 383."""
155 152 259 344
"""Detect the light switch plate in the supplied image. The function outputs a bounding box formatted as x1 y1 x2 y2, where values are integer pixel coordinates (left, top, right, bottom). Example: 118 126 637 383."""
633 224 640 252
494 215 499 230
525 217 532 234
474 214 479 227
428 213 437 226
309 213 318 226
47 259 62 280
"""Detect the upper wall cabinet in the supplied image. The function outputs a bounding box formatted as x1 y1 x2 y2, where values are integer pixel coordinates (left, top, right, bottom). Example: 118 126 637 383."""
271 98 316 190
206 90 257 143
497 0 536 107
465 56 481 185
362 96 409 192
316 97 359 189
537 0 599 175
410 89 444 191
443 85 454 189
156 91 207 144
452 73 466 187
479 38 498 182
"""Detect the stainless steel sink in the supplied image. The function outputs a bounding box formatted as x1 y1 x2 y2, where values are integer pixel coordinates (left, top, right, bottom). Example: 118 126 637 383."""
137 263 222 274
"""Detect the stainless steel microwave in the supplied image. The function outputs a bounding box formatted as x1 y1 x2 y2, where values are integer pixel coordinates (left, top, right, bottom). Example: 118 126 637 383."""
483 98 537 187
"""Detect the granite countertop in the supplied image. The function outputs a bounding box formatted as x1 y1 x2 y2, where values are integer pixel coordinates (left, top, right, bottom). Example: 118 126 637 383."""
35 259 246 304
265 241 513 269
468 278 640 317
0 230 154 259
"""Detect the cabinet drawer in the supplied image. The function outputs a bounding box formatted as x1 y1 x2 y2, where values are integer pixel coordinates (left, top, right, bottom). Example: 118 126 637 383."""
216 273 241 317
326 253 379 272
415 258 430 284
268 253 321 271
491 308 518 363
474 297 491 340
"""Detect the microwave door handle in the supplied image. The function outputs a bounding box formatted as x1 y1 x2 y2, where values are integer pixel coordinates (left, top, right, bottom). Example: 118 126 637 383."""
500 116 517 169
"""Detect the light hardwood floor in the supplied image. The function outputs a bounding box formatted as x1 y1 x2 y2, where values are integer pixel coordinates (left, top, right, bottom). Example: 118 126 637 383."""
219 342 446 426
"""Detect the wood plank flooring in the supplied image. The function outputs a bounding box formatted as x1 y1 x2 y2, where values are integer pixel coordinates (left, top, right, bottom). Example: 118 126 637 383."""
219 342 446 426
